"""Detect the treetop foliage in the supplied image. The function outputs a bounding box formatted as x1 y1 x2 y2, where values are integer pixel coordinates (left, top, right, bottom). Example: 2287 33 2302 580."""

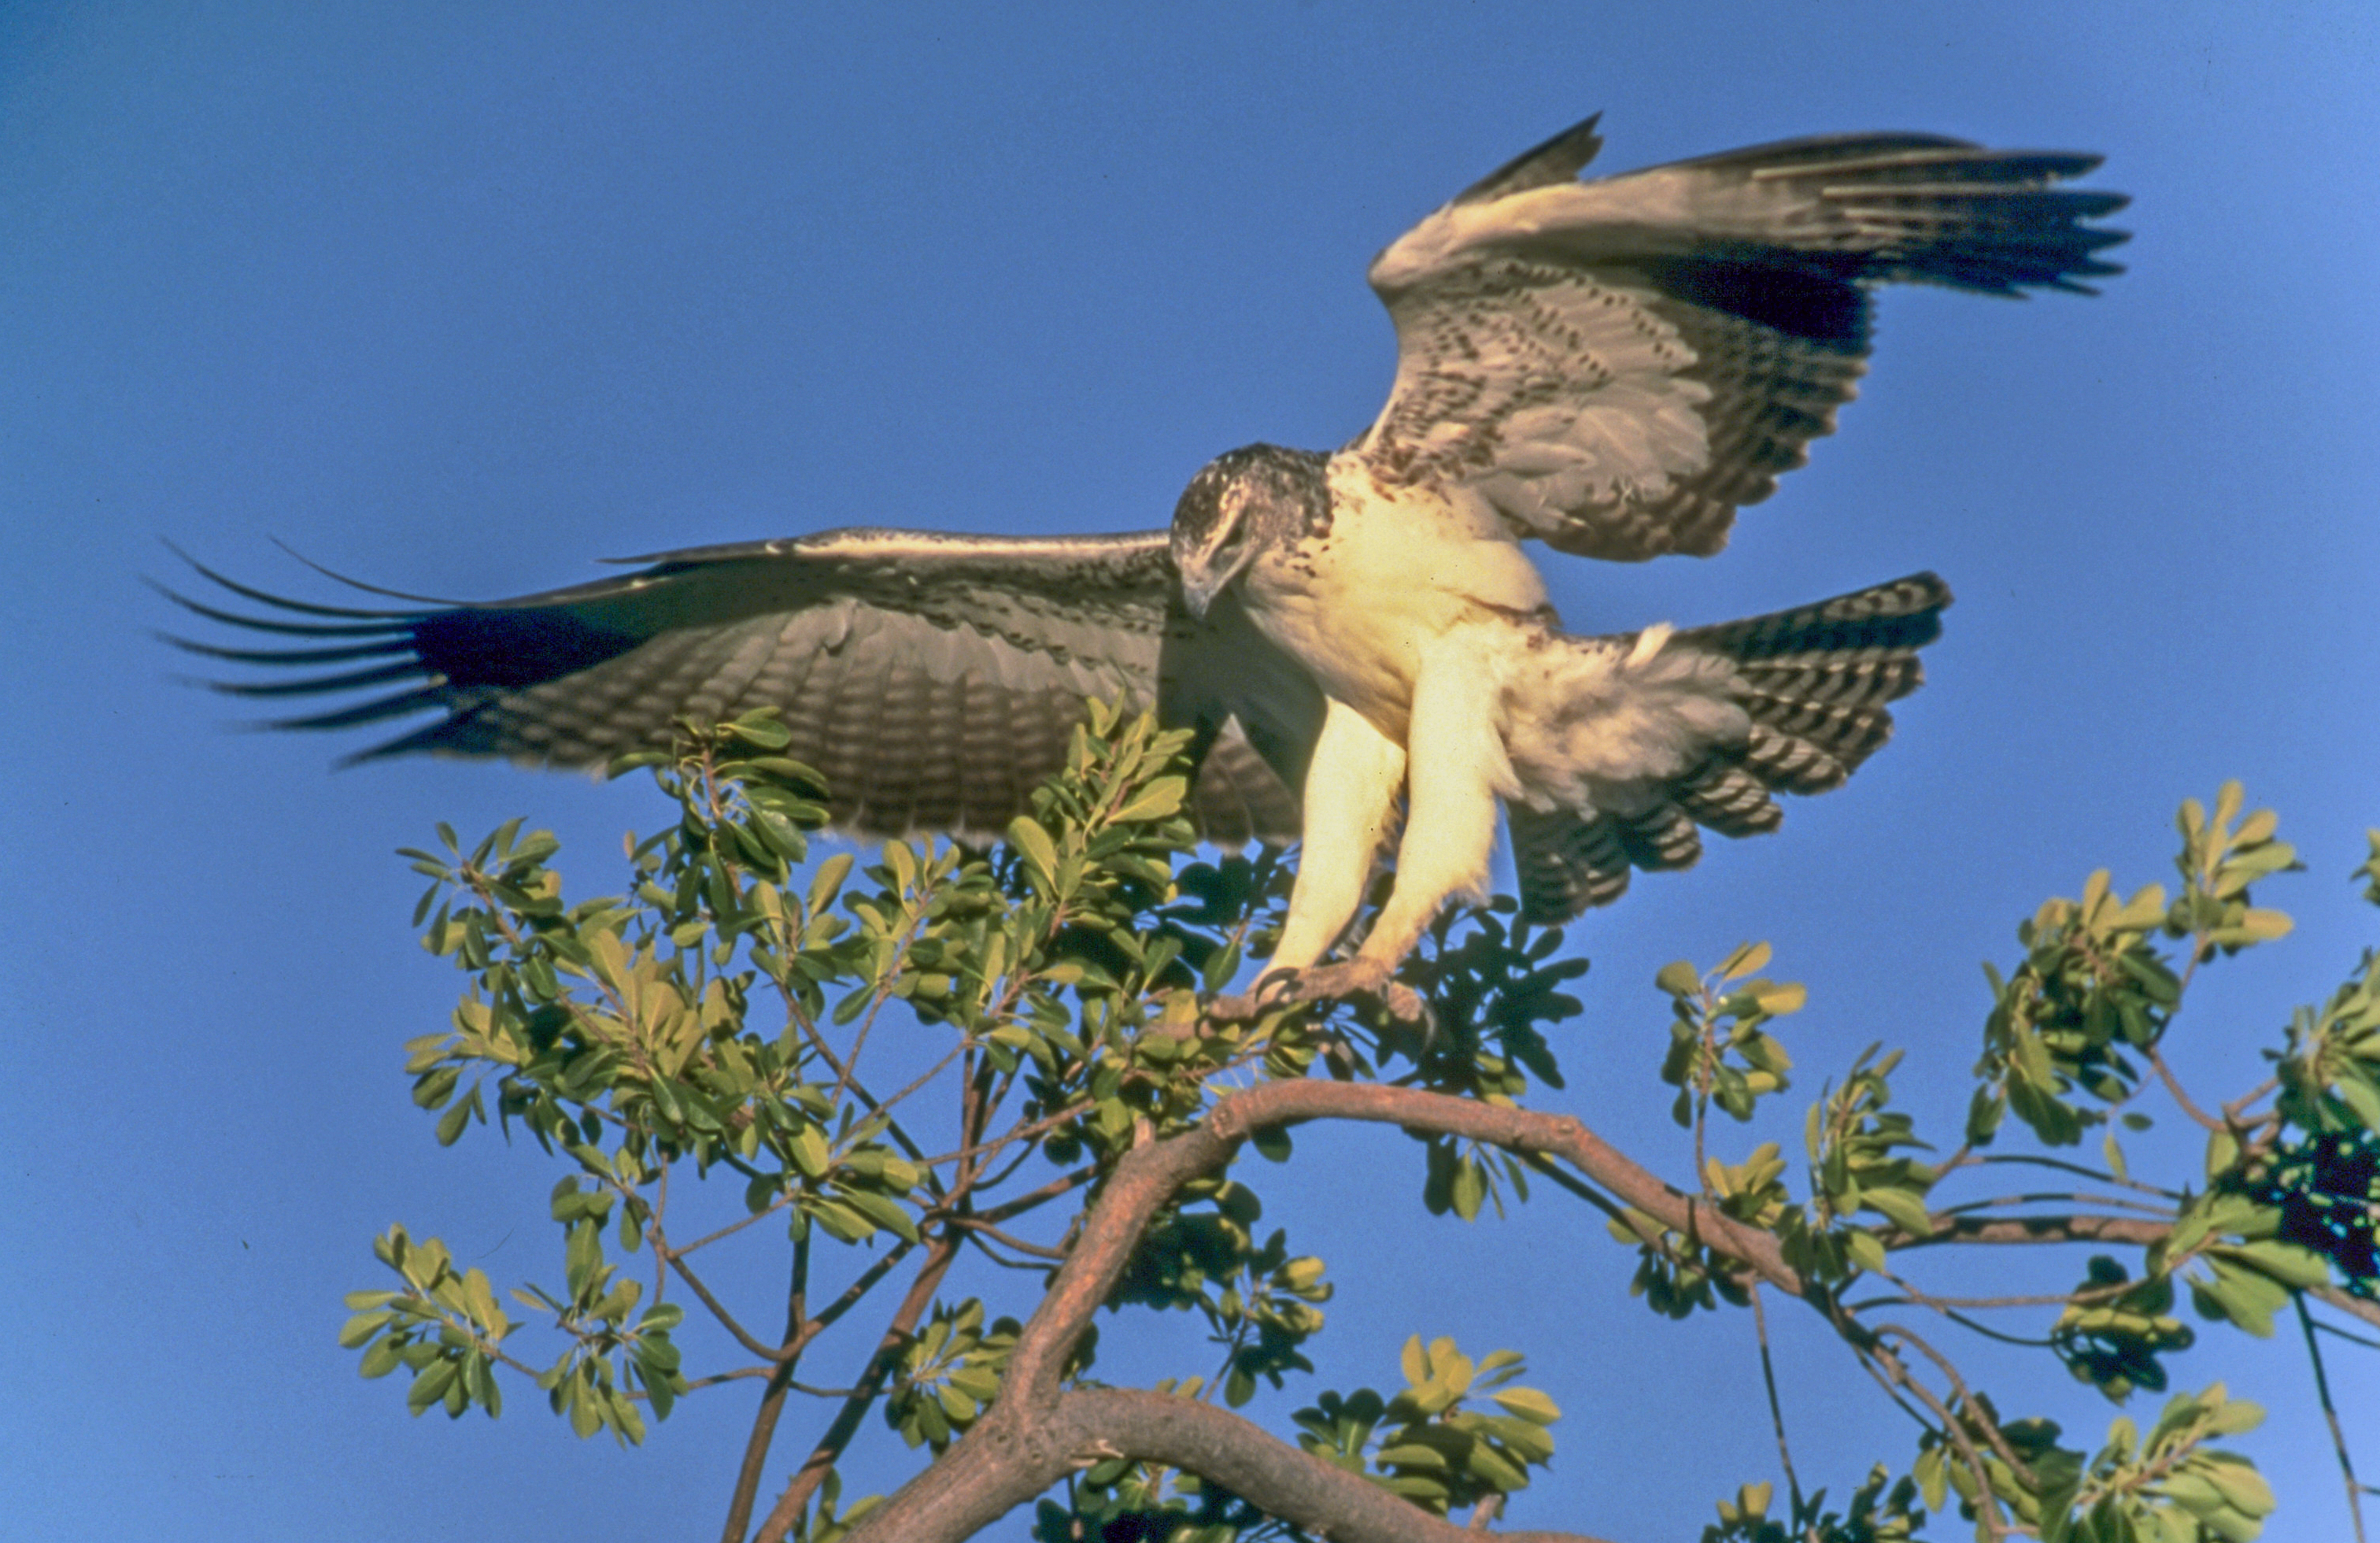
339 701 2376 1543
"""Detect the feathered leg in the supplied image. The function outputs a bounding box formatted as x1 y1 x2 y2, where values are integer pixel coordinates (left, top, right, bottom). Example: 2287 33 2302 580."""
1288 625 1517 1020
1268 696 1406 973
1208 696 1406 1021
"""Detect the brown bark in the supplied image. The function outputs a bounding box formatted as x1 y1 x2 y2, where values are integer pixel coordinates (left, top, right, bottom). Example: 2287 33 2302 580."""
849 1388 1614 1543
838 1078 1750 1542
816 1076 2363 1541
1912 1213 2169 1249
753 1235 963 1543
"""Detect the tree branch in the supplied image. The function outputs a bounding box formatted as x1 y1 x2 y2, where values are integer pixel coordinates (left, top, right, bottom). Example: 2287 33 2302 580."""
751 1234 963 1543
850 1388 1615 1543
843 1076 1798 1541
2312 1283 2380 1335
720 1231 810 1543
1900 1212 2170 1249
2297 1293 2370 1543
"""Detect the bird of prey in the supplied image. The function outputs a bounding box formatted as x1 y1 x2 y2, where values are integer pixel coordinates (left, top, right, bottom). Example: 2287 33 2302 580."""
168 114 2125 1018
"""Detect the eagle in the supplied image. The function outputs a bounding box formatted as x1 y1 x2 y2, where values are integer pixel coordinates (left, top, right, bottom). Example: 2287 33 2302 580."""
167 115 2125 1019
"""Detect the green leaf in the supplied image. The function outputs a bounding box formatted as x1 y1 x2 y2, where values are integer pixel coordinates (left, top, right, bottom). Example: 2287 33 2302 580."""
1450 1156 1485 1222
838 1186 920 1244
358 1336 403 1378
339 1312 394 1349
1399 1335 1428 1388
1488 1386 1561 1423
725 715 793 749
790 1123 831 1179
1007 818 1059 885
1110 775 1188 825
1864 1186 1933 1237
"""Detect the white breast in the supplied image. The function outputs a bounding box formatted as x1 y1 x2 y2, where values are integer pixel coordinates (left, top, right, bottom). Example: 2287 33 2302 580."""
1238 455 1550 739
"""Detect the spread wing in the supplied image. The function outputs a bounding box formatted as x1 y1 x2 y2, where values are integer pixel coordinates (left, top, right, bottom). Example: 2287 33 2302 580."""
161 528 1321 848
1351 116 2128 561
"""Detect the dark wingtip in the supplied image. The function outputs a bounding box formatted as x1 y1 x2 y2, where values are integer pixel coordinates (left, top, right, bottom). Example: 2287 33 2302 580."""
145 575 411 638
158 542 419 620
266 537 465 605
152 627 416 667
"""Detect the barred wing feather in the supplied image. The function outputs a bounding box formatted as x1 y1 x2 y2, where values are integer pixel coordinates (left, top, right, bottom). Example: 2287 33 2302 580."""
161 528 1315 848
1354 120 2127 561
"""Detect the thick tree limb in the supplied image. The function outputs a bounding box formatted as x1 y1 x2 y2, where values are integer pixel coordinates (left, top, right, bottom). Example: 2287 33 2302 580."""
848 1388 1615 1543
842 1077 1772 1541
825 1075 2374 1541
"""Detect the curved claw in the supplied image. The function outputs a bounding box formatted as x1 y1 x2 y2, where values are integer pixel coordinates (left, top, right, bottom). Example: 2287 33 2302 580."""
1205 960 1430 1028
1275 959 1431 1027
1205 966 1306 1023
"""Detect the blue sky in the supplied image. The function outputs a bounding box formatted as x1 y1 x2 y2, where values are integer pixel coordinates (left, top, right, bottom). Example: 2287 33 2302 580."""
4 4 2376 1539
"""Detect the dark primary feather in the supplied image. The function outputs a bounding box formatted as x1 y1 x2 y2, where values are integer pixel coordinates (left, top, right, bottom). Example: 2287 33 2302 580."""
161 530 1313 848
1510 572 1949 924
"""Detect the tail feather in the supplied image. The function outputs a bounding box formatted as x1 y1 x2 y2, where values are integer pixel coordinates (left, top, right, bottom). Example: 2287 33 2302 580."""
1733 651 1926 708
1676 760 1787 839
1510 572 1949 924
1616 804 1702 872
1735 693 1894 769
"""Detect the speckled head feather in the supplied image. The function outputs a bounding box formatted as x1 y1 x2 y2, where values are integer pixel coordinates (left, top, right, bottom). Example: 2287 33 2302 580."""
1169 443 1330 617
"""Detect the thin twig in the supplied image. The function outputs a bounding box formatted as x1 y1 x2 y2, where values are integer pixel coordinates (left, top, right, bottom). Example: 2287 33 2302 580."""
858 1031 973 1132
943 1215 1068 1260
720 1231 812 1543
1860 1334 2008 1539
972 1164 1096 1225
2312 1317 2380 1353
671 1197 794 1258
1750 1286 1805 1516
2146 1044 2223 1133
2300 1293 2371 1543
2223 1078 2279 1122
752 1235 964 1543
659 1243 780 1362
1879 1323 2036 1491
913 1095 1095 1171
1959 1152 2180 1200
1931 1188 2179 1219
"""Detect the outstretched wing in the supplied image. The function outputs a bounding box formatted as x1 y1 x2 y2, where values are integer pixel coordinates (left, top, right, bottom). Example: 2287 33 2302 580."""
1351 116 2128 561
161 528 1319 847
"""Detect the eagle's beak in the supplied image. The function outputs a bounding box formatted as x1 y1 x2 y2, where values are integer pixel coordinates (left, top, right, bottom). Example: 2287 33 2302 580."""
1178 569 1220 621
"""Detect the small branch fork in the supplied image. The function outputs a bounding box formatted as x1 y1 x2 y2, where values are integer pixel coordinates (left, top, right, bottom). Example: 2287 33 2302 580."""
821 1058 2368 1543
837 1077 1802 1543
706 1037 2364 1543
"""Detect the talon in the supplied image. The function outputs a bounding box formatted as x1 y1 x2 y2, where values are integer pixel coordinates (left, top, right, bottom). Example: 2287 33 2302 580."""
1206 967 1306 1023
1251 966 1303 1003
1273 959 1429 1026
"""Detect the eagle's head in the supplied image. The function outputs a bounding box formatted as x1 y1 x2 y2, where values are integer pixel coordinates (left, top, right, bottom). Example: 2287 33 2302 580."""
1169 443 1329 619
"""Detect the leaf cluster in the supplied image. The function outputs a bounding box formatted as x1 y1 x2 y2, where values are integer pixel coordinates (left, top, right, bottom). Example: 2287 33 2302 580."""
1289 1336 1561 1516
343 720 2378 1543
